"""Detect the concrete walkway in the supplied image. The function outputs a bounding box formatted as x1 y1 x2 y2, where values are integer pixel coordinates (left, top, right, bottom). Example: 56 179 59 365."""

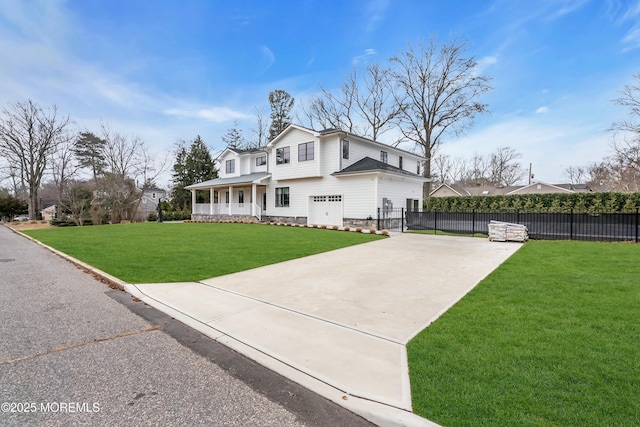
126 233 521 426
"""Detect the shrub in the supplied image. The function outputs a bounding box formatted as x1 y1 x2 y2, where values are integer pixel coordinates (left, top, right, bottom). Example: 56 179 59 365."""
355 227 363 232
147 212 158 222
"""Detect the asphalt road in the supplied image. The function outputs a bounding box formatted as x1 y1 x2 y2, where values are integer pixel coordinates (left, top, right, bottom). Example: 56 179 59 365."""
0 225 373 427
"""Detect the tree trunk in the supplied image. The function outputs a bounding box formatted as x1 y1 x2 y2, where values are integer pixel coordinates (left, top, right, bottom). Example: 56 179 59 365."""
422 151 432 200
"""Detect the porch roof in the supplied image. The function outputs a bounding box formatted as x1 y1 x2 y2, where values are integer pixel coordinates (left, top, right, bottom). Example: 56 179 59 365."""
185 172 271 190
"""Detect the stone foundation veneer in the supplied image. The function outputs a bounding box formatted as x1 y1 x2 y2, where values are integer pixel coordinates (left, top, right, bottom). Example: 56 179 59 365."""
191 214 379 229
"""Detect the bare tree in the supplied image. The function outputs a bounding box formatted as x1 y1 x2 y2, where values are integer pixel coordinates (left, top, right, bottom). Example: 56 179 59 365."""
0 100 72 219
609 72 640 191
431 153 453 185
611 72 640 135
564 165 586 185
355 63 404 141
390 36 492 197
488 146 524 186
250 106 269 148
100 123 144 179
301 83 357 133
300 64 402 140
50 132 80 211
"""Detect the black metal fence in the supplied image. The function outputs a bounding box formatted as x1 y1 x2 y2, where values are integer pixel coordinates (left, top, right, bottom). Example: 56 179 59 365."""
377 208 640 242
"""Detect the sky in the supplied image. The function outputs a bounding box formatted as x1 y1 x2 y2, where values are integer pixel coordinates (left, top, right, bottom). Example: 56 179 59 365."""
1 0 639 188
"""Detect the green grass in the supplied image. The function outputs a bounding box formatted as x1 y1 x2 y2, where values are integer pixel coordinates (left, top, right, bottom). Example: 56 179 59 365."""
24 222 383 283
408 240 640 427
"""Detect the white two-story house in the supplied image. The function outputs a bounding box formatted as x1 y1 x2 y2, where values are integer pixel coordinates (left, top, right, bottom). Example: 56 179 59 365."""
186 124 428 227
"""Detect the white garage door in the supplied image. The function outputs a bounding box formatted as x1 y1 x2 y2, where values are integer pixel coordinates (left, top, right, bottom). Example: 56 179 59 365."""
308 195 343 227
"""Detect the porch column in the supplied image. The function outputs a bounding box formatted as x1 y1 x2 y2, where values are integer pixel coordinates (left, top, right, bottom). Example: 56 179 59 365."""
209 188 214 215
191 189 196 213
228 186 234 215
251 183 257 217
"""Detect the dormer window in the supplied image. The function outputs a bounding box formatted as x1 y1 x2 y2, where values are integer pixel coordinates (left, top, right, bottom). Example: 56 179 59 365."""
380 151 388 164
256 155 266 166
226 159 235 174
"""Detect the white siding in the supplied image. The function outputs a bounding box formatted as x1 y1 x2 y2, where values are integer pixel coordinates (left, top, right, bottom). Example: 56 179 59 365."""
377 175 423 211
218 151 240 178
270 128 320 180
340 137 422 173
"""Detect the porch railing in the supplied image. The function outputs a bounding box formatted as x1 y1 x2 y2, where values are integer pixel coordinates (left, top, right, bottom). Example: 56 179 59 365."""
193 202 260 219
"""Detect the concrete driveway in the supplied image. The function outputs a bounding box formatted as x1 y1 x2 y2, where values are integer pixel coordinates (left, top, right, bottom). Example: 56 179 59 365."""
127 233 521 426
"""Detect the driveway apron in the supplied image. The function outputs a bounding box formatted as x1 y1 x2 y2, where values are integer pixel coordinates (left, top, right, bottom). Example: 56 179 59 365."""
128 233 521 426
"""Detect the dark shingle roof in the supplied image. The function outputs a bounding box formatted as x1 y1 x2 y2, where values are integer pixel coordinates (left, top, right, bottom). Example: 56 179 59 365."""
332 157 424 178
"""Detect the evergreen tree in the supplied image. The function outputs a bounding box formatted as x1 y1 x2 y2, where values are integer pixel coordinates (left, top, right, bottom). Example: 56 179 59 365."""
170 136 217 210
221 121 247 149
74 132 107 185
268 89 294 141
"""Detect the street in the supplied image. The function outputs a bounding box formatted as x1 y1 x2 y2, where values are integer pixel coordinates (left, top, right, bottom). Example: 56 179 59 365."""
0 225 372 427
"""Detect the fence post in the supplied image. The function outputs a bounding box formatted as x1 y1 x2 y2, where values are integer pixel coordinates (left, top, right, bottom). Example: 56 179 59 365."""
377 207 380 230
636 206 640 243
472 209 476 236
570 208 574 240
434 210 438 235
401 207 405 232
516 209 520 224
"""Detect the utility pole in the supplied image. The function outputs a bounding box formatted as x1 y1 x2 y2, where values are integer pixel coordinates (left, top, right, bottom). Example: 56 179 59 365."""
528 163 533 185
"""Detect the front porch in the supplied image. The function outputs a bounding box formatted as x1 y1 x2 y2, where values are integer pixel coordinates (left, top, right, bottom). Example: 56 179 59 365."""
193 202 262 220
186 172 271 222
189 182 267 221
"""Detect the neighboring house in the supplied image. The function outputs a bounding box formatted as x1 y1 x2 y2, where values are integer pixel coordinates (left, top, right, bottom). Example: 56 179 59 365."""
186 124 428 226
137 188 167 220
430 181 594 197
41 204 57 221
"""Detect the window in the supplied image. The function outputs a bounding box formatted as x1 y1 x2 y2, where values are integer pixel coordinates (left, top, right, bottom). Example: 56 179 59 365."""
342 140 349 159
380 151 388 164
275 187 290 207
298 142 314 161
238 190 244 205
225 191 230 205
151 192 156 199
226 159 235 174
417 161 421 175
213 191 219 204
256 155 266 166
276 147 290 164
399 156 403 169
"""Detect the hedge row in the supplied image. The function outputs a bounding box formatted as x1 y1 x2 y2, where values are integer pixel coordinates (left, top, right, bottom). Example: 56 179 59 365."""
424 192 640 214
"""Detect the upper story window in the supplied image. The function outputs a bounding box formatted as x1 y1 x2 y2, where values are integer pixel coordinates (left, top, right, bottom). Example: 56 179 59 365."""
256 155 267 166
380 151 388 164
399 156 403 169
226 159 235 174
276 147 290 164
298 142 314 162
342 140 349 159
417 161 421 175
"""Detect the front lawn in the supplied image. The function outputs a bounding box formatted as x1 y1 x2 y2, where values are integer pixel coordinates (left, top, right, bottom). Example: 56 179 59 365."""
408 240 640 426
23 222 383 283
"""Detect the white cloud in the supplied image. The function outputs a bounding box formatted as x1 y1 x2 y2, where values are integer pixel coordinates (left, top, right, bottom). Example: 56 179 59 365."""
365 0 390 33
536 106 549 114
352 48 378 65
260 45 275 71
164 107 251 122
